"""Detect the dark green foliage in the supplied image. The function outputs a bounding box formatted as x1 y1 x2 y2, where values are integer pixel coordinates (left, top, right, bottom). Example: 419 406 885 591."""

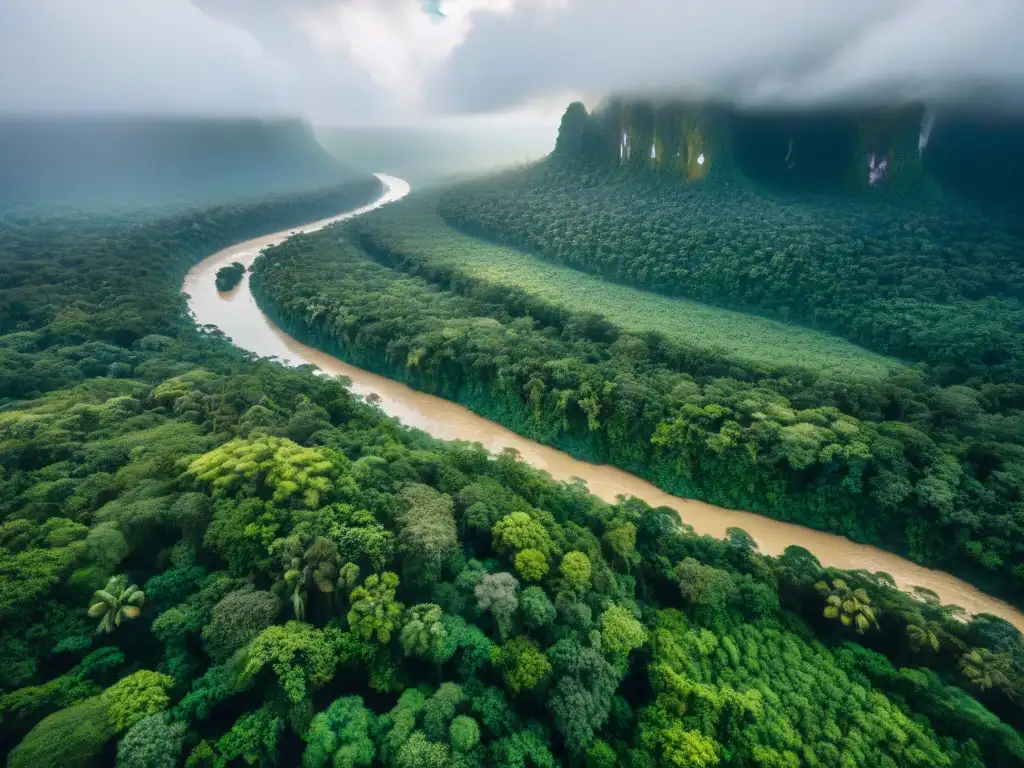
439 158 1022 384
115 713 187 768
214 261 245 292
6 694 116 768
249 171 1024 606
212 704 283 766
201 585 281 661
1 159 1022 768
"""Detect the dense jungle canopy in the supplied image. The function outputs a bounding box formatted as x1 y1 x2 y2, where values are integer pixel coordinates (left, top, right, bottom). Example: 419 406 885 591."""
1 107 1023 766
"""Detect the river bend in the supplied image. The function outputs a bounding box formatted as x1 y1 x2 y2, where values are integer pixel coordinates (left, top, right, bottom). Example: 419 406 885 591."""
183 173 1024 630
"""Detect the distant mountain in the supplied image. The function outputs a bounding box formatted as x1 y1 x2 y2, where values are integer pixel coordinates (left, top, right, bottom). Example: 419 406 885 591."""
0 116 365 212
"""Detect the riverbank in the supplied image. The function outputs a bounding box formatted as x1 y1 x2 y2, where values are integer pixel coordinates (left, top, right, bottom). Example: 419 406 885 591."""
183 173 1024 630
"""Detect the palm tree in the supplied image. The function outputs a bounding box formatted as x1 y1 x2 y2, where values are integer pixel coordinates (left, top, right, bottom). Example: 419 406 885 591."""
815 578 879 634
959 649 1014 694
304 538 339 594
88 575 144 634
906 621 941 653
337 562 361 597
283 557 308 622
280 538 343 622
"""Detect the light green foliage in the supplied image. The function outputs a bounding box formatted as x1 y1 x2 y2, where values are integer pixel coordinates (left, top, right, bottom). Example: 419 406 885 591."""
493 636 552 693
396 484 459 576
348 571 404 644
87 574 144 633
649 726 719 768
115 713 187 768
302 695 376 768
450 715 480 753
338 562 361 594
101 670 174 731
330 508 394 573
585 739 617 768
514 548 549 581
400 603 449 662
600 604 648 657
239 621 340 704
641 610 953 768
183 436 350 508
492 511 558 558
396 730 450 768
559 551 591 590
357 195 902 377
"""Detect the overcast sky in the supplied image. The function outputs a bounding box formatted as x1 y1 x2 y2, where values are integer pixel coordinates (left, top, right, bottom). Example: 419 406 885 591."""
1 0 1022 125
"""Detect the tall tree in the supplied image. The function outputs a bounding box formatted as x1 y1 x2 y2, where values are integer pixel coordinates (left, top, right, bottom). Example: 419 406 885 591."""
302 695 376 768
400 603 449 663
475 572 520 640
348 572 404 644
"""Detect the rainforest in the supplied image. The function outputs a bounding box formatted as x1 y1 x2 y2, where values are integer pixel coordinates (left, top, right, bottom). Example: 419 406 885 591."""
2 93 1024 768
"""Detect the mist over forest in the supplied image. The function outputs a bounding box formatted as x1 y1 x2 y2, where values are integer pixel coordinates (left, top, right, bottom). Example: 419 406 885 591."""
0 117 361 212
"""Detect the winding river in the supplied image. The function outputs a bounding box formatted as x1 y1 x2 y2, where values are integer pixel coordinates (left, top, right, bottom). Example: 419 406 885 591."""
183 173 1024 630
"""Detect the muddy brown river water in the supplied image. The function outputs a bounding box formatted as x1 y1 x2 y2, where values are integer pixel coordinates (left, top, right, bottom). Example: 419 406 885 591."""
183 173 1024 630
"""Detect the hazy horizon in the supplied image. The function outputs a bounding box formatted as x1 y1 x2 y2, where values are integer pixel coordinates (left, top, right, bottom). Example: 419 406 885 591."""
1 0 1023 127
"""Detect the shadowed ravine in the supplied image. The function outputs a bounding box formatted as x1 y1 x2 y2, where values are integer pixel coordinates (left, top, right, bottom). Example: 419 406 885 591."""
183 172 1024 630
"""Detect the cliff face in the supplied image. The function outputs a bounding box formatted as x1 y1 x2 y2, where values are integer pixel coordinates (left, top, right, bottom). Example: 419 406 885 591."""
557 98 1024 207
569 99 739 183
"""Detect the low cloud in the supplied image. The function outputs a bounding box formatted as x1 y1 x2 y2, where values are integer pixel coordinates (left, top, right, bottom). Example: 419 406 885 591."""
430 0 1024 113
1 0 1021 121
0 0 304 116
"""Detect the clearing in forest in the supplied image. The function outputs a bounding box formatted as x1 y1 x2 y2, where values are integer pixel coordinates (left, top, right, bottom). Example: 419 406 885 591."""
361 196 907 379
